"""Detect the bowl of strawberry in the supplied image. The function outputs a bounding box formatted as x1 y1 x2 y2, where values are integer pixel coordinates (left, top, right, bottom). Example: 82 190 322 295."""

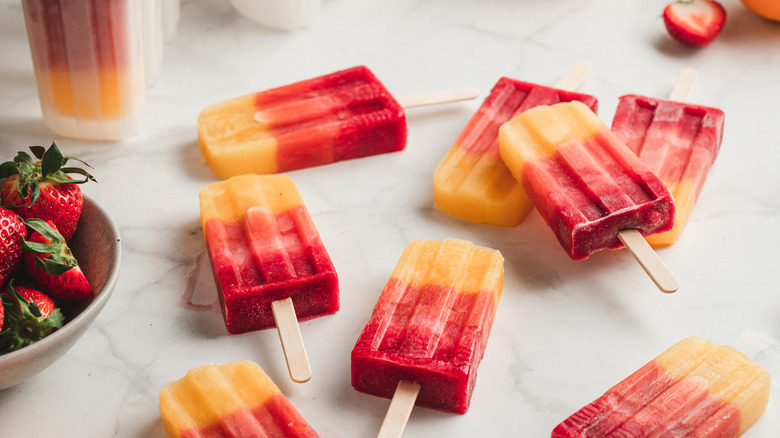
0 143 121 390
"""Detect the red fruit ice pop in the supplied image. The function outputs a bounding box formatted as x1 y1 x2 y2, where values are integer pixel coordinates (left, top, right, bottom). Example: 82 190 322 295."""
198 65 478 178
611 68 725 247
351 239 503 436
433 62 598 227
498 101 678 293
552 336 770 437
199 174 339 382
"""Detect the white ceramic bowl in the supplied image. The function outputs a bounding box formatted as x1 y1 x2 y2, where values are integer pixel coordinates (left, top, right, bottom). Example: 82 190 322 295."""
0 195 121 390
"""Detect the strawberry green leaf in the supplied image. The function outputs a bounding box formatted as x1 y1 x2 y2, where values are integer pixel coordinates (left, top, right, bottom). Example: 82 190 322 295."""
28 145 46 160
0 161 19 177
19 239 58 255
59 167 97 184
12 150 35 165
36 256 75 276
24 218 63 242
41 142 64 178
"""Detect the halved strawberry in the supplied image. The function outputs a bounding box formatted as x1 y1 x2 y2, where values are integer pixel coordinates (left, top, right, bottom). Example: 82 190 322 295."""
0 207 25 286
20 218 93 301
0 282 64 354
663 0 727 46
0 142 95 242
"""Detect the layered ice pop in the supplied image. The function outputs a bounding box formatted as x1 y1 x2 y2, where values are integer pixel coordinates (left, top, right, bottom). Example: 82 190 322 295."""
433 65 598 227
21 0 144 140
498 100 677 291
159 360 319 438
199 174 339 334
198 66 407 178
497 100 675 258
611 70 725 246
351 238 504 418
552 336 771 437
199 174 337 382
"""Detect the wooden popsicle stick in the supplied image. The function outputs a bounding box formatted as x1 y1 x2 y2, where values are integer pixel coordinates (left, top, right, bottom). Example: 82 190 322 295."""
271 298 312 383
396 87 479 109
377 381 421 438
618 229 679 293
668 68 699 102
554 62 593 92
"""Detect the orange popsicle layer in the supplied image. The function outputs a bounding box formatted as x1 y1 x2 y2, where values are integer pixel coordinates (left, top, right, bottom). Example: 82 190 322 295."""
351 239 503 414
199 174 338 334
611 95 725 246
498 101 674 259
552 336 770 437
433 78 598 227
159 361 319 438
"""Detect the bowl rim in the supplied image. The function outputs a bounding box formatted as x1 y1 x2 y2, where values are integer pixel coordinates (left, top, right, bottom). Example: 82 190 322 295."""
0 194 122 363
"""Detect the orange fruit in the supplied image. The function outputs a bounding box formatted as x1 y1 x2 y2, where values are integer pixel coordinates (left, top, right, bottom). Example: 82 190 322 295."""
740 0 780 22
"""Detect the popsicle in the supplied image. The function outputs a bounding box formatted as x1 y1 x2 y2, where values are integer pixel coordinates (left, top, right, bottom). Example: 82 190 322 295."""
159 360 319 438
198 65 478 178
199 174 338 382
433 63 598 227
552 336 771 437
21 0 145 140
498 101 678 292
351 238 503 434
611 68 725 246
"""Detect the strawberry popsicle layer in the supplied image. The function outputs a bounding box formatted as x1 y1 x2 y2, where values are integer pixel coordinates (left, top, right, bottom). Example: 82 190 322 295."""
199 174 338 334
159 361 319 438
433 77 598 227
552 336 771 438
498 101 675 260
198 66 407 178
21 0 144 139
611 94 725 246
351 238 503 414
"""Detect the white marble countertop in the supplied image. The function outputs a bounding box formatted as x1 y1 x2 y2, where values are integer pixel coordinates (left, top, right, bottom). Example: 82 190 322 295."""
1 0 779 436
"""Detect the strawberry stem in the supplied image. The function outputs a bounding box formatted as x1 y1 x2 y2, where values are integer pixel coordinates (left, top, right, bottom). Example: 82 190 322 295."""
20 219 78 276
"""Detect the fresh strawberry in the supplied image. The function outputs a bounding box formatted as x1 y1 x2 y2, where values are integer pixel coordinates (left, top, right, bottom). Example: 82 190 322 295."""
663 0 727 46
0 207 25 286
0 142 95 242
20 218 93 300
0 282 64 354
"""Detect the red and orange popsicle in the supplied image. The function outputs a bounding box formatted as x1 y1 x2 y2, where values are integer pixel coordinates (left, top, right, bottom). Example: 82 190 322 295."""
351 238 503 431
159 360 319 438
498 100 678 292
611 69 725 247
198 66 406 178
199 174 338 333
199 174 338 382
552 336 770 437
433 64 598 227
198 65 479 178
